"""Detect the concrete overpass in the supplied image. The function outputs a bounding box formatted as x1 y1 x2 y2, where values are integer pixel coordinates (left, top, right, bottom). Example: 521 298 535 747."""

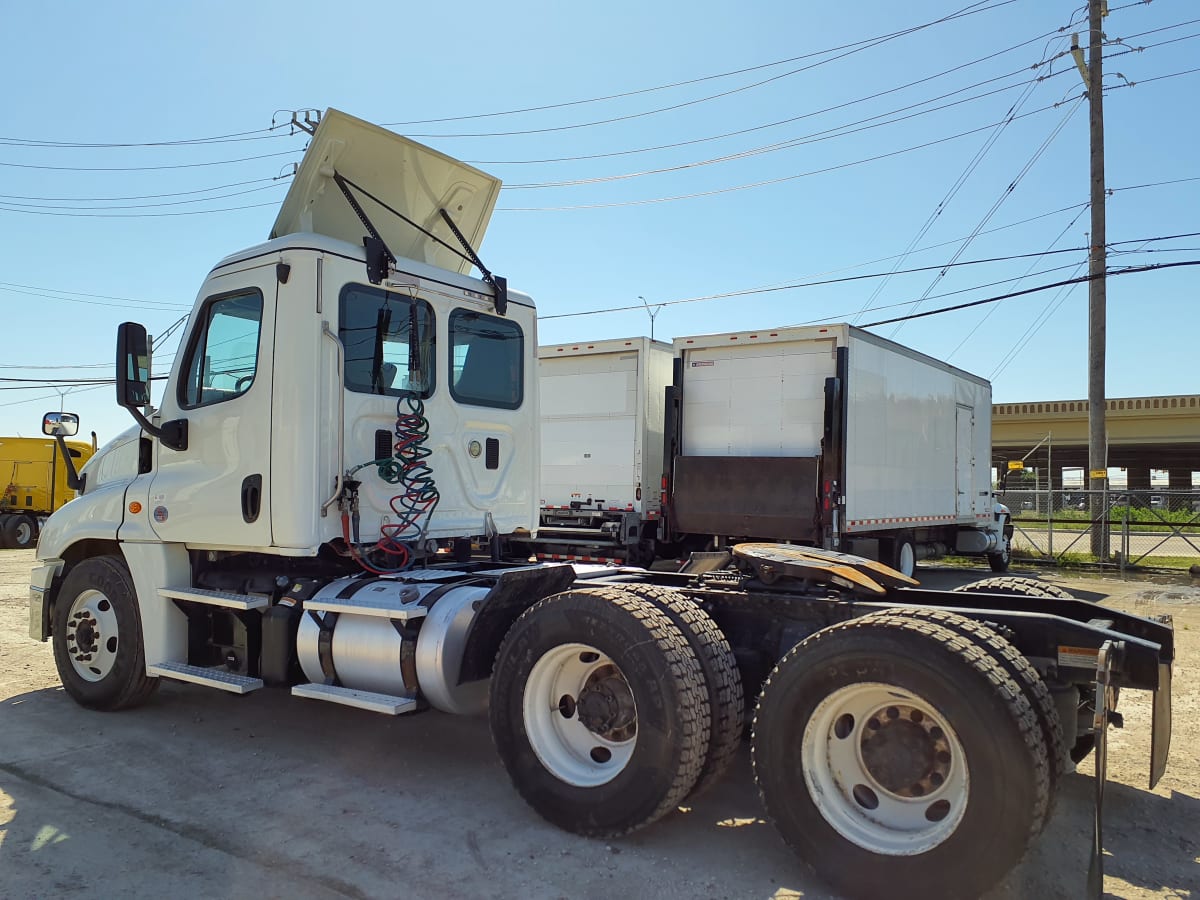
992 394 1200 490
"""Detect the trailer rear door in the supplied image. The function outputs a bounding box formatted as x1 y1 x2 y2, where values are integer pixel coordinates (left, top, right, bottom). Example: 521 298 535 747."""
540 349 643 511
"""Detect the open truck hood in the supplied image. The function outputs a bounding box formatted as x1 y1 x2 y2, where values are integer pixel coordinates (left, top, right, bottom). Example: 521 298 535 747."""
271 108 501 276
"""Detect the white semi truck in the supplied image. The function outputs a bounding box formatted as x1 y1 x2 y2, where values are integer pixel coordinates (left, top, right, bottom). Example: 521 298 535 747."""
523 327 1013 575
30 109 1172 900
663 325 1012 575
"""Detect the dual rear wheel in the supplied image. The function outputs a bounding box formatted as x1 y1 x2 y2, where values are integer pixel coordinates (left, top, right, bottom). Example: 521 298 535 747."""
489 585 743 837
753 609 1058 900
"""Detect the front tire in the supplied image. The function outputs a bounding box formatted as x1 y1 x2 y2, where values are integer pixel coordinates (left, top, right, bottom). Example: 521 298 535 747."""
52 556 159 710
987 536 1011 572
490 589 710 837
3 514 38 549
752 612 1049 900
889 533 916 578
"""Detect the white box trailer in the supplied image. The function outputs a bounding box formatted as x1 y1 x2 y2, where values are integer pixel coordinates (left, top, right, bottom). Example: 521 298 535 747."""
663 324 1011 574
527 337 674 564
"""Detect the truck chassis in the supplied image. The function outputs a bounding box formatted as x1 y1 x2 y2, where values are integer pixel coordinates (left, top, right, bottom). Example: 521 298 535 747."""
31 541 1172 899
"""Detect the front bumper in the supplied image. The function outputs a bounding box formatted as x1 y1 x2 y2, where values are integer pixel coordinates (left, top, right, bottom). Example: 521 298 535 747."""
29 559 62 642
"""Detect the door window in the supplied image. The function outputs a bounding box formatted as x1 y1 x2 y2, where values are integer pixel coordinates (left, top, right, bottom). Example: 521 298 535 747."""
180 289 264 408
449 309 523 409
339 284 435 397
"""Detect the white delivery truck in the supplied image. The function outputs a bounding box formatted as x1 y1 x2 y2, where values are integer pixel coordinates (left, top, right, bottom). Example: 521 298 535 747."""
28 109 1172 900
662 324 1013 575
521 337 673 565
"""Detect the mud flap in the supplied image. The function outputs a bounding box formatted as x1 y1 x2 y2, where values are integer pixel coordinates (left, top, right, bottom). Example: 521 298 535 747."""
1150 662 1172 789
1087 640 1123 899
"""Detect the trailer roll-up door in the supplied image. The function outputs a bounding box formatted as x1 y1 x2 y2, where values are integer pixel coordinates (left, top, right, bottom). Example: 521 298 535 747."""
669 336 835 542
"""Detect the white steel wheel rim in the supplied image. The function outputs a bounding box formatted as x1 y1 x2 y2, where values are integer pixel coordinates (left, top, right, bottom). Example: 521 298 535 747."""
65 589 121 682
897 542 916 577
802 681 969 856
523 642 637 788
14 519 33 545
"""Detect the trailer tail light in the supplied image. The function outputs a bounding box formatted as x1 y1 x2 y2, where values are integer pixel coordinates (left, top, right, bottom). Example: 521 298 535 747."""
823 479 832 512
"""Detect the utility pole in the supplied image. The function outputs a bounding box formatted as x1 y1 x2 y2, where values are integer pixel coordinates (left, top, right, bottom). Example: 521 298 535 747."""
1077 1 1109 559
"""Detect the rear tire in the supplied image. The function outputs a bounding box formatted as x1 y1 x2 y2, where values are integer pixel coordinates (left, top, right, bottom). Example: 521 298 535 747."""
490 588 709 837
872 608 1066 827
954 575 1075 600
752 611 1049 900
583 584 744 798
52 555 159 711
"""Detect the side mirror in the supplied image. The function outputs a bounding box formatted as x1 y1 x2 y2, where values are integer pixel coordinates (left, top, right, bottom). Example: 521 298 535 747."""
41 412 83 490
43 411 80 437
114 321 188 451
116 322 152 409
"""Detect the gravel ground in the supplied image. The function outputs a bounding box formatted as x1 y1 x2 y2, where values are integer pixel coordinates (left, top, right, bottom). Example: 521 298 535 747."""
1 548 1196 899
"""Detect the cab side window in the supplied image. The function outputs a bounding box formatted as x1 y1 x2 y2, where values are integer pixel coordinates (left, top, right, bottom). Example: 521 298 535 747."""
180 289 264 409
449 309 523 409
339 284 435 397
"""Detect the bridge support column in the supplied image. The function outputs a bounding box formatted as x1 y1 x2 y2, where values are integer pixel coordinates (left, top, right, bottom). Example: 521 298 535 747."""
1126 467 1152 492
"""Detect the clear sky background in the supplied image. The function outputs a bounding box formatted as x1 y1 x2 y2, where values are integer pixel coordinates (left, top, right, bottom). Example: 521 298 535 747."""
1 0 1196 445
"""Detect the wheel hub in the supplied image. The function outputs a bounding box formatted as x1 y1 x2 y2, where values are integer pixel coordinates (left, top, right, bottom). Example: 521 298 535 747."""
64 590 119 681
859 704 952 797
576 667 636 741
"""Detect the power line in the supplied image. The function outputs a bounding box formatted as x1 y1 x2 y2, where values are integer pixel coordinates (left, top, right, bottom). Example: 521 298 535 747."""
497 97 1079 211
385 1 1020 135
889 94 1084 336
466 29 1077 166
0 175 283 203
860 260 1200 328
500 71 1063 191
0 198 282 219
0 148 300 173
0 180 287 212
539 233 1200 320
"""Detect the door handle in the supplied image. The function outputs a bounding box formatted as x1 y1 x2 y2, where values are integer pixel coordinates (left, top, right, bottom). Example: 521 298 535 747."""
241 474 262 523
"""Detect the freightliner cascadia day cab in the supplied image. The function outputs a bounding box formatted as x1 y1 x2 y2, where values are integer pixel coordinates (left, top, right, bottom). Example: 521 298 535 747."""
0 434 95 548
28 109 1172 900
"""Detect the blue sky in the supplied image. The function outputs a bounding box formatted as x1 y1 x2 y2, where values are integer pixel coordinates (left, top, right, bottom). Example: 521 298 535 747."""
1 0 1196 444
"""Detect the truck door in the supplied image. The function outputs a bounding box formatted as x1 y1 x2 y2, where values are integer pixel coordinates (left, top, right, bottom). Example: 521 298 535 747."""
955 405 974 518
147 265 276 547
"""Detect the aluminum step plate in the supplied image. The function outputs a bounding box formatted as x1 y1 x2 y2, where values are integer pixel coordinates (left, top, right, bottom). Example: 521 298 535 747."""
291 683 419 715
159 587 270 610
148 661 263 694
304 593 429 621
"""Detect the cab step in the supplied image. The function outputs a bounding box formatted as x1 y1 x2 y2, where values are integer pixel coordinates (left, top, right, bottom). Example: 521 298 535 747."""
159 587 269 610
147 661 263 694
291 683 420 715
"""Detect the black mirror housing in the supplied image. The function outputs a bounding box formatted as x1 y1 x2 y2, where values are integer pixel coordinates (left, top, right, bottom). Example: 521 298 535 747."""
43 411 80 437
117 322 152 409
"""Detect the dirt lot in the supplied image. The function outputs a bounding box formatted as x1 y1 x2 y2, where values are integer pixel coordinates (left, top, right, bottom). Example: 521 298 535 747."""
1 548 1196 899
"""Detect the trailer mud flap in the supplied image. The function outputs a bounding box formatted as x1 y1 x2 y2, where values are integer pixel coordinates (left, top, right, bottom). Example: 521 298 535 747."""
672 455 819 540
1151 661 1172 789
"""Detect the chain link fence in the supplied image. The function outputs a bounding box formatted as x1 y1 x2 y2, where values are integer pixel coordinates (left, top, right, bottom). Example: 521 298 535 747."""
997 488 1200 571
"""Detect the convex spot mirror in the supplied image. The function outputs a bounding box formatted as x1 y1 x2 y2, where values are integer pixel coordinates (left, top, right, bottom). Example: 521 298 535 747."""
42 411 79 437
117 321 151 408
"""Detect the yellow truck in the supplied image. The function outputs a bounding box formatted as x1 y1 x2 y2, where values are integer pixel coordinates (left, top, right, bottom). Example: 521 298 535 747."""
0 435 96 549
